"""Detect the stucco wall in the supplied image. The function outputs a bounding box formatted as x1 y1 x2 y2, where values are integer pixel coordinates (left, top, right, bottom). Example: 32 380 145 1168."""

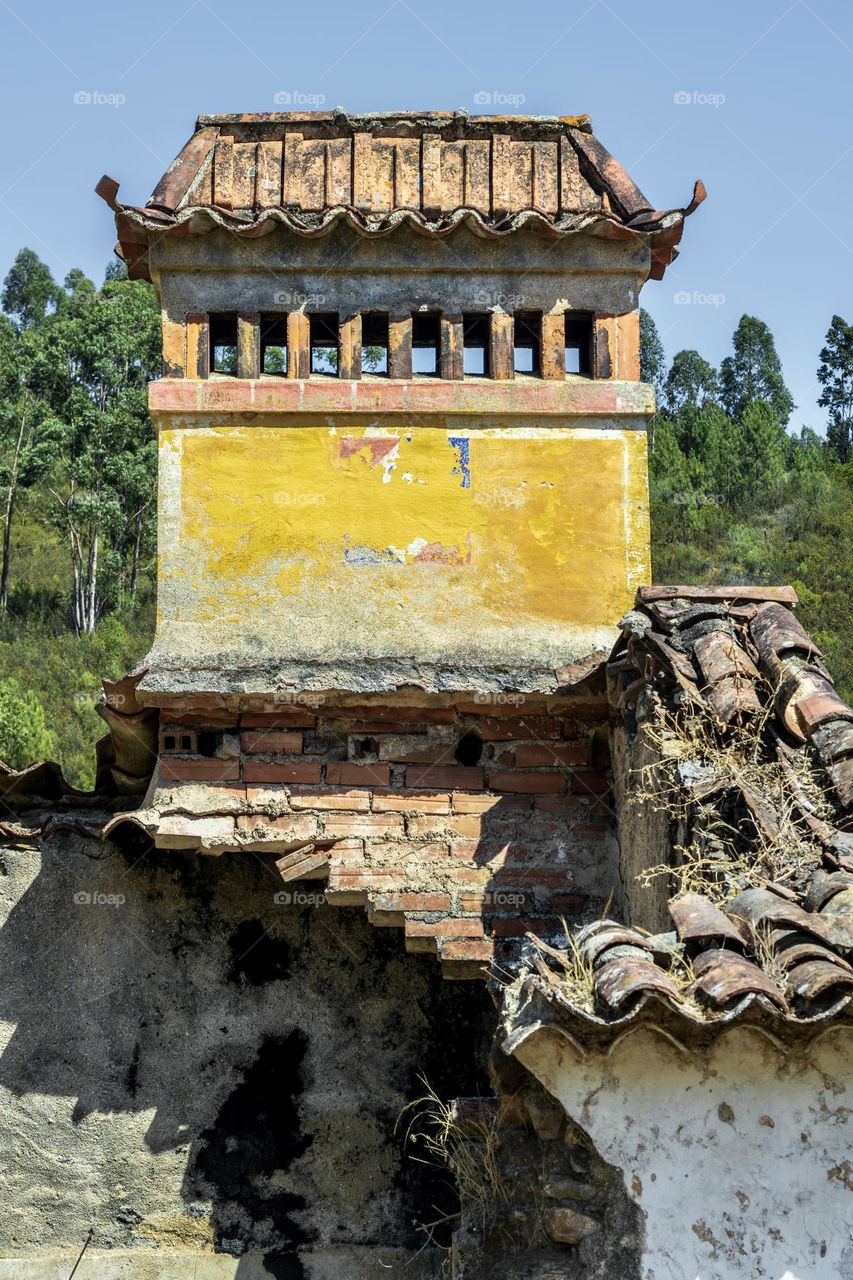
149 418 650 692
510 1020 853 1280
0 832 493 1278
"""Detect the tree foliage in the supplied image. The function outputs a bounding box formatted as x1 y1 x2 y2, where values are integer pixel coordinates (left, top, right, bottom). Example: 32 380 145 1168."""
719 314 795 426
817 315 853 463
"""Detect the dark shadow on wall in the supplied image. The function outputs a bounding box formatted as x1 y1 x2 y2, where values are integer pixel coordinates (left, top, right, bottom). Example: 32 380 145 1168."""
0 832 493 1275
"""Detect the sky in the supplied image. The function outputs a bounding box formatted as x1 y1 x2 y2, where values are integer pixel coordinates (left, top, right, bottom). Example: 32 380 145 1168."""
0 0 851 431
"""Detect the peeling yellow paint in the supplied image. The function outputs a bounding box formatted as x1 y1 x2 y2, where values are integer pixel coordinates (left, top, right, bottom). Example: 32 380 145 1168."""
156 418 650 668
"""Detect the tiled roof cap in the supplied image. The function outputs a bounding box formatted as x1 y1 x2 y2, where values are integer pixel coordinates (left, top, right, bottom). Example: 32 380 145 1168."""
96 111 704 281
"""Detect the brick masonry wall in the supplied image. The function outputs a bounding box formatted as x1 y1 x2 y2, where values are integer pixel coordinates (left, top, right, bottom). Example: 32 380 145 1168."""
150 698 619 977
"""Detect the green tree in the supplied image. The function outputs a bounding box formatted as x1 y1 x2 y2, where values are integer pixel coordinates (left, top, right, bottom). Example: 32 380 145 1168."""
817 315 853 462
0 677 55 768
640 307 666 393
734 399 787 507
1 249 60 331
719 314 794 426
44 277 160 633
664 349 718 422
0 317 57 607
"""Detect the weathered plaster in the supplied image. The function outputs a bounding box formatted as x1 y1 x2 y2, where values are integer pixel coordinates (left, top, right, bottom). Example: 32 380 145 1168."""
508 1021 853 1280
151 223 649 322
0 835 492 1278
145 420 650 695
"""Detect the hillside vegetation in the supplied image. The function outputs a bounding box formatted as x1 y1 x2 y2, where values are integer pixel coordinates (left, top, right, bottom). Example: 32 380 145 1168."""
0 250 849 786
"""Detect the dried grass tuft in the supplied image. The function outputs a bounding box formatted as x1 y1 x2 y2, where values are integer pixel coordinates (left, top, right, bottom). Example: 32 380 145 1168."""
631 693 828 903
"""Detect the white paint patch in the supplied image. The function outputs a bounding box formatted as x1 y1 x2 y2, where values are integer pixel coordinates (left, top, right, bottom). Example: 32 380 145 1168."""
513 1023 853 1280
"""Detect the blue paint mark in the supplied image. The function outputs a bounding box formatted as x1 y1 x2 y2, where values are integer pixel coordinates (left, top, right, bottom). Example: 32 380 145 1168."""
448 436 471 489
342 535 401 566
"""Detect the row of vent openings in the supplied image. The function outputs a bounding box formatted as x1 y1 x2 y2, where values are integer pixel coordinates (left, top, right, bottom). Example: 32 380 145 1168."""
208 312 593 378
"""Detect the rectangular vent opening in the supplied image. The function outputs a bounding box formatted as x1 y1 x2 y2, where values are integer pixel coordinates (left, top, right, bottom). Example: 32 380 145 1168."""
209 313 237 375
362 313 389 375
513 311 541 375
260 314 288 375
463 313 490 376
412 312 440 376
310 313 339 376
565 312 593 376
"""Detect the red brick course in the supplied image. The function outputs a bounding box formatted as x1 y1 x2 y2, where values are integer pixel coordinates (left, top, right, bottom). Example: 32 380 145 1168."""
243 760 322 784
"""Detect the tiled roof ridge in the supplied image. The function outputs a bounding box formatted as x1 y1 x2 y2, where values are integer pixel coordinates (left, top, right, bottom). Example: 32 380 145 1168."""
96 114 705 281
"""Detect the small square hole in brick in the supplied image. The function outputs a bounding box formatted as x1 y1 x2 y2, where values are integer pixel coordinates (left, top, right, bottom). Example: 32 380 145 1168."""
463 314 490 376
163 735 176 751
412 312 440 376
513 312 541 375
362 313 389 375
261 314 288 375
310 313 339 376
565 312 592 375
209 313 237 374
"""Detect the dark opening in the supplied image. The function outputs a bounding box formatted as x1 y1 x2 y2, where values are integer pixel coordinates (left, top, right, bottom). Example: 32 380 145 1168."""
310 313 339 376
362 313 389 375
513 311 541 375
565 312 593 375
463 313 490 377
210 313 237 375
261 314 288 376
454 731 483 767
412 312 440 376
163 734 176 751
197 731 219 758
180 734 193 751
353 736 380 759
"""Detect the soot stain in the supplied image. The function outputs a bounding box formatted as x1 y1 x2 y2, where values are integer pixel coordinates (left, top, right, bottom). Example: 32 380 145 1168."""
227 919 293 985
188 1031 312 1276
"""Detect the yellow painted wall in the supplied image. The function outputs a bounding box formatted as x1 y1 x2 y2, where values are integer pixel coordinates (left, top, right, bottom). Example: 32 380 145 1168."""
155 418 650 675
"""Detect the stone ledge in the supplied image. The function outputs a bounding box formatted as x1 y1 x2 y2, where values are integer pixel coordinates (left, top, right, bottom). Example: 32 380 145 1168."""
149 377 654 420
0 1246 440 1279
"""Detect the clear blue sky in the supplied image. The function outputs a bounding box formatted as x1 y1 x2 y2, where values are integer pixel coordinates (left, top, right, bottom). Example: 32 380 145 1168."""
1 0 851 430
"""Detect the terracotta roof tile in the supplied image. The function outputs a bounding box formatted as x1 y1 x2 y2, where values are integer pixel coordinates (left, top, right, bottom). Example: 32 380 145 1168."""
96 111 704 281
